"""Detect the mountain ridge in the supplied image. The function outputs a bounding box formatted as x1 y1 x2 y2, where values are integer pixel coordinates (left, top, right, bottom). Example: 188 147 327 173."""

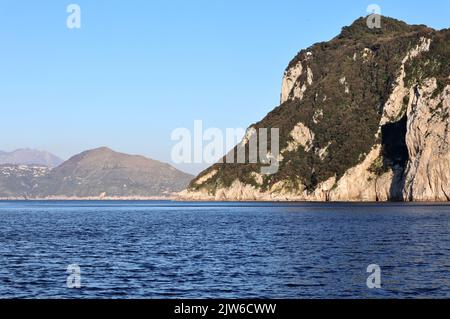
0 147 193 199
0 148 63 167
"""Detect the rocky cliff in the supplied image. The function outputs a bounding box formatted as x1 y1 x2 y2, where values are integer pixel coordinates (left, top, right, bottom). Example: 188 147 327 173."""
180 17 450 202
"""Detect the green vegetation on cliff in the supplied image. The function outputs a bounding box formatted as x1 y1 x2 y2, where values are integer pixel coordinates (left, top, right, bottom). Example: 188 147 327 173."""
189 17 448 196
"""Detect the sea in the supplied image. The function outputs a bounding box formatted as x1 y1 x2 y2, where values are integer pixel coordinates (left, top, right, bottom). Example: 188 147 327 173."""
0 201 448 298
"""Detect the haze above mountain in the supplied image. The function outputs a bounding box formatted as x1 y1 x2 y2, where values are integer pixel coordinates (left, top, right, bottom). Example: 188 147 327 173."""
0 149 63 167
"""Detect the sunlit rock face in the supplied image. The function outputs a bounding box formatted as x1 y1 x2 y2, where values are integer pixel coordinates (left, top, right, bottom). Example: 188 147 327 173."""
181 17 450 202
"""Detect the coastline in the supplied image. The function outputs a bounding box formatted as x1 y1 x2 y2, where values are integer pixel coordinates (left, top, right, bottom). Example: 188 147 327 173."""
1 195 450 204
0 195 174 201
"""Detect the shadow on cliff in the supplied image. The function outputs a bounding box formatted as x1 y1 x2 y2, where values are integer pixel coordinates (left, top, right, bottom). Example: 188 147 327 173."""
381 115 408 201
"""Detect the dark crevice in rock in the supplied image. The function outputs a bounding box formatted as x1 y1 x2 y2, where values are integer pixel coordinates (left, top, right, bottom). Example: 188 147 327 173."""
381 114 408 200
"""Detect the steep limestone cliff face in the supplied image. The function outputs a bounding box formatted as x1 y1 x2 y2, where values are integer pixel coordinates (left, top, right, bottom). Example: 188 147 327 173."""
403 79 450 201
280 59 314 103
181 17 450 202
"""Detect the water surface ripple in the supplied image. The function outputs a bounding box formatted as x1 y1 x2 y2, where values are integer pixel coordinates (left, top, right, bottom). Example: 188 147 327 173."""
0 201 449 298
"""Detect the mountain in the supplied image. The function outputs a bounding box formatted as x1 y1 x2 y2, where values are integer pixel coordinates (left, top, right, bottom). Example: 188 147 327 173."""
0 149 63 167
180 16 450 201
0 147 193 199
32 147 193 198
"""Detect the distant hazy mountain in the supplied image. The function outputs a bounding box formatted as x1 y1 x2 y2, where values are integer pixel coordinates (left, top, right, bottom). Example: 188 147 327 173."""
0 149 63 167
28 147 194 198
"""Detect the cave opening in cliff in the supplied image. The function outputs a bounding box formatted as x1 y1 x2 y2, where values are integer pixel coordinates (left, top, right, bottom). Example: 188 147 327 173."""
380 114 409 201
381 114 409 169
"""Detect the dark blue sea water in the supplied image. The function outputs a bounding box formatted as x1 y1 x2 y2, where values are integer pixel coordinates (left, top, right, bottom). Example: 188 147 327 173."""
0 201 449 299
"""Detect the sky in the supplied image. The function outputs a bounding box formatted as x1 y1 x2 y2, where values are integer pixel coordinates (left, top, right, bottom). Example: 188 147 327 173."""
0 0 449 174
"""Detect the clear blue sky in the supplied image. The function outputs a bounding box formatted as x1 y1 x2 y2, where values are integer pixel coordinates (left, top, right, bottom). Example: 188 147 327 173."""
1 0 449 174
